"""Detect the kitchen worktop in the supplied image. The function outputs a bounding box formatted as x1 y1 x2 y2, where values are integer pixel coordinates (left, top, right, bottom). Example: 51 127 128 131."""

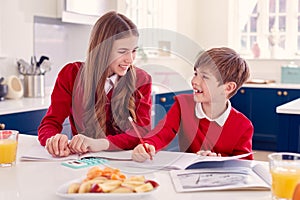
0 87 52 115
0 94 51 115
276 98 300 115
1 83 299 116
243 83 300 89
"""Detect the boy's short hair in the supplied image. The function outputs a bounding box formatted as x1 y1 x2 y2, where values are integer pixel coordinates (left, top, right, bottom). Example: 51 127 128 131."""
194 47 250 98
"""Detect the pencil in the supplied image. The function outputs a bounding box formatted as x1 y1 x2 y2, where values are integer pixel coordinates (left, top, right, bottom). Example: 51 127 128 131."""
128 117 153 160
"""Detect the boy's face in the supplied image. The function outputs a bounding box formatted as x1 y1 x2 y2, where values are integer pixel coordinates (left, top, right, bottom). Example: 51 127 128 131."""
191 67 227 104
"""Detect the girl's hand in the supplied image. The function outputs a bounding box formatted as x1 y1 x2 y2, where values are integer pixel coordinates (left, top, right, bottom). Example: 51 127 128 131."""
45 134 70 157
132 143 155 162
197 150 221 157
68 134 109 154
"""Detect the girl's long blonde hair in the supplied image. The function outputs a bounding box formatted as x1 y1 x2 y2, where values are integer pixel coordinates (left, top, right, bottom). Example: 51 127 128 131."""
73 11 139 138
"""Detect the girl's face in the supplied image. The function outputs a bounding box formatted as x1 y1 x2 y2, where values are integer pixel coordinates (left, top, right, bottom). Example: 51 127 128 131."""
191 67 227 104
108 35 139 76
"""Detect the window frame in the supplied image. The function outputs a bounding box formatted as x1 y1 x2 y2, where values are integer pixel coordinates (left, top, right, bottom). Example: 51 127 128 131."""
233 0 300 59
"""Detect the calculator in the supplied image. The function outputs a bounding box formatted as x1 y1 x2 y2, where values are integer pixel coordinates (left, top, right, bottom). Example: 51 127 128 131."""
61 158 108 169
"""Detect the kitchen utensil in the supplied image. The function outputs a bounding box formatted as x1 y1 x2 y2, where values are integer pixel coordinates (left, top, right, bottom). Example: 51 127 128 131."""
39 60 51 75
23 74 44 97
37 56 49 67
17 59 31 75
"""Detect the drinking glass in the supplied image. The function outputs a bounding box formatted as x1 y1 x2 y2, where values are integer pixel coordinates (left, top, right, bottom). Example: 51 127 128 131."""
0 130 19 167
268 152 300 200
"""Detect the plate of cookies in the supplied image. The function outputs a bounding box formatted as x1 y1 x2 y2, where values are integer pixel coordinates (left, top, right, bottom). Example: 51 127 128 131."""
56 166 159 200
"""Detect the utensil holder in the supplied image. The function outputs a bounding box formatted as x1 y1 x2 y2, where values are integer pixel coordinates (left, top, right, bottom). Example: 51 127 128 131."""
24 75 44 97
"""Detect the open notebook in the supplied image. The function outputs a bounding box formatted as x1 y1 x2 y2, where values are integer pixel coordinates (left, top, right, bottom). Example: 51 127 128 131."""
125 151 253 170
170 161 271 192
20 145 132 161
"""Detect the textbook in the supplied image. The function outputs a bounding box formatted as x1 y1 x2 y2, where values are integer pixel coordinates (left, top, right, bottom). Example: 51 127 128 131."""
124 151 254 170
170 161 271 192
20 145 132 161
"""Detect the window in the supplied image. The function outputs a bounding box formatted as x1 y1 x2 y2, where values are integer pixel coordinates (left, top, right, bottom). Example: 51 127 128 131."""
125 0 161 28
238 0 300 59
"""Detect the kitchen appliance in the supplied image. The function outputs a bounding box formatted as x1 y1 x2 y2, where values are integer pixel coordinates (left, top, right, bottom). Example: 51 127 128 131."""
0 77 8 101
281 63 300 84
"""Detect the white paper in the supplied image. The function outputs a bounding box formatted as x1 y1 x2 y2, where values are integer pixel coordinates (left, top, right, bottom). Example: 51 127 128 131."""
170 166 271 192
20 144 133 161
125 151 253 170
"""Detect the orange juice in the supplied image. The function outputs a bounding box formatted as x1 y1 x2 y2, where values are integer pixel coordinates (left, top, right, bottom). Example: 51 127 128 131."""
0 139 18 164
271 167 300 199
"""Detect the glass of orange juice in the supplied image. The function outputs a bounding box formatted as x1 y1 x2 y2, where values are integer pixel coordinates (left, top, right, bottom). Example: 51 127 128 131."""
0 130 19 167
268 152 300 200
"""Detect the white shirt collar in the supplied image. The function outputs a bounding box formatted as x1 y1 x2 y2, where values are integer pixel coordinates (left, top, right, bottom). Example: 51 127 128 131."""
195 101 232 126
104 74 118 94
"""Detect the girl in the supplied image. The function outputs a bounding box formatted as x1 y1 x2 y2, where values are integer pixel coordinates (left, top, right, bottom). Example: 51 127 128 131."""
38 11 152 157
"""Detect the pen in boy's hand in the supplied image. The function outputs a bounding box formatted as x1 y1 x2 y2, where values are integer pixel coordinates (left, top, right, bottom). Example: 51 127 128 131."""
128 117 153 160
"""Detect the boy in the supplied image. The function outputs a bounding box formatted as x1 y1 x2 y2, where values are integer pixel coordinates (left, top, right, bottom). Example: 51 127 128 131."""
132 47 254 162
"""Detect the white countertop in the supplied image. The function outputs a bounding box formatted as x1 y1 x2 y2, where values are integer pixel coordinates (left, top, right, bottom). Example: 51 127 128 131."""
0 134 271 200
0 94 51 115
276 98 300 115
243 83 300 89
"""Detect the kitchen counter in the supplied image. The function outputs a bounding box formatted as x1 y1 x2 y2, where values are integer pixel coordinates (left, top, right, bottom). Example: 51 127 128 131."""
276 98 300 115
0 134 271 200
244 83 300 89
0 88 51 115
0 95 50 115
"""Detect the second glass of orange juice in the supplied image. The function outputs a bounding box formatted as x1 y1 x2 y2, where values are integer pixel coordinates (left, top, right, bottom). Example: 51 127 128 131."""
269 152 300 200
0 130 18 167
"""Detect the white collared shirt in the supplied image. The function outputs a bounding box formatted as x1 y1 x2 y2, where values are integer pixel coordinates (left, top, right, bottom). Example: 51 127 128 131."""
195 101 232 127
104 74 118 94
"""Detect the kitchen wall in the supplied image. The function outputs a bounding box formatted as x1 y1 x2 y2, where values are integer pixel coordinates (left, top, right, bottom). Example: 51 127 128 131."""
34 17 91 87
0 0 57 82
0 0 298 90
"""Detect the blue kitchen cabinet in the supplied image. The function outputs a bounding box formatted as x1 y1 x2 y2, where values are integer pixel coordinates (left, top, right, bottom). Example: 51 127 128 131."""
0 109 72 136
153 90 193 151
278 113 300 153
0 109 47 135
231 87 300 151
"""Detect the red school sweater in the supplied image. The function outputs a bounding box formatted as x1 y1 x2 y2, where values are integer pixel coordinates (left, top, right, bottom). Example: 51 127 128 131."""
38 62 152 150
144 94 254 160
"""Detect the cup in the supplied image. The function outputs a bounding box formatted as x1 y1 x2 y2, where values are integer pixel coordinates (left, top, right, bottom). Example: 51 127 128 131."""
268 152 300 200
0 130 19 167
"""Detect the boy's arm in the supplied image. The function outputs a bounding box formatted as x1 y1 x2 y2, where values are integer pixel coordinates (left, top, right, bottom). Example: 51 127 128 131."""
232 120 254 160
143 99 182 151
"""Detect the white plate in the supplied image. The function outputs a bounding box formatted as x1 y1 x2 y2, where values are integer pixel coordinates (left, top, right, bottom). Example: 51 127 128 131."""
56 178 158 200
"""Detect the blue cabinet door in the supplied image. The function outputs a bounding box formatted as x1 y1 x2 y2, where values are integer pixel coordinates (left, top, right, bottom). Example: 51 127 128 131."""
0 109 47 135
231 87 300 151
153 90 193 151
231 88 251 118
249 88 289 151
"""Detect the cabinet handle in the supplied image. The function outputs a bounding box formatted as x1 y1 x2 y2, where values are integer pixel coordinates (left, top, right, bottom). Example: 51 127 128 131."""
240 89 245 94
277 91 282 96
0 123 5 130
160 97 166 103
283 91 288 96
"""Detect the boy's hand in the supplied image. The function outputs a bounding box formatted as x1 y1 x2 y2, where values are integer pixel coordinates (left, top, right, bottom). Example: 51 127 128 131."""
132 143 155 162
197 150 221 157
